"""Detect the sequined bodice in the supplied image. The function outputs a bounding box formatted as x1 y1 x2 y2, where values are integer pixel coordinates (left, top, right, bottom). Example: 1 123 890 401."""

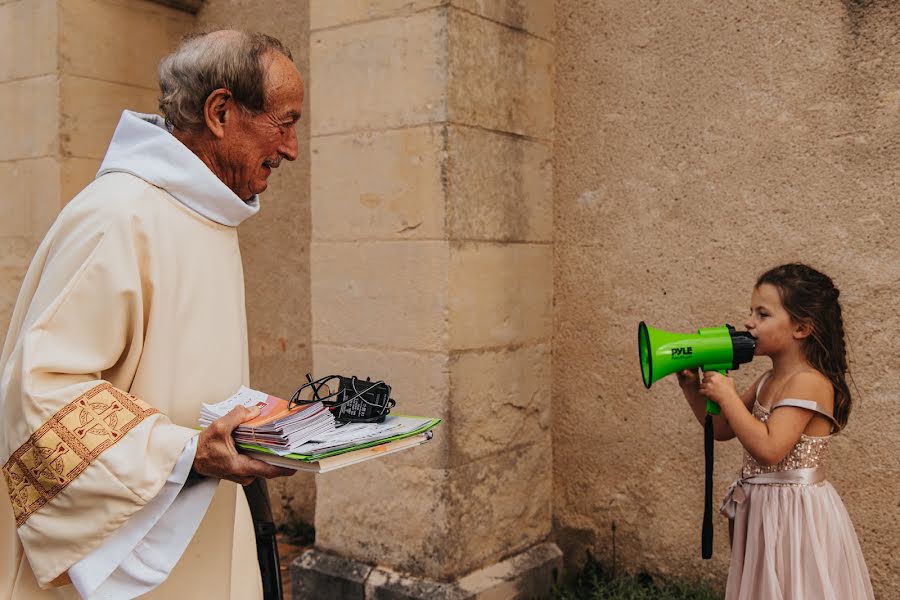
741 401 832 479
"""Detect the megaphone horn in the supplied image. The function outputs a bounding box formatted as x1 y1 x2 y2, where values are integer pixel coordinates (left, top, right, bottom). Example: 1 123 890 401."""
637 321 755 394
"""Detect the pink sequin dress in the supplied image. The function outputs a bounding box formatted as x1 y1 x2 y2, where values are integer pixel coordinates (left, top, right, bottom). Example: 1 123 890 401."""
719 373 874 599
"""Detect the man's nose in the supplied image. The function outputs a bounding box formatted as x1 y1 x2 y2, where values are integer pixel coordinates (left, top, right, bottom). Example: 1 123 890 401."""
280 127 299 161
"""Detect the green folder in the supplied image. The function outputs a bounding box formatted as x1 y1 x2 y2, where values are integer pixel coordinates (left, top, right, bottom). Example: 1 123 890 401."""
237 416 442 463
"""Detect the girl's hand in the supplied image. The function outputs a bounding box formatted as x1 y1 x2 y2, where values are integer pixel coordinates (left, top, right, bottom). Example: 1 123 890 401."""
676 368 700 390
699 371 739 407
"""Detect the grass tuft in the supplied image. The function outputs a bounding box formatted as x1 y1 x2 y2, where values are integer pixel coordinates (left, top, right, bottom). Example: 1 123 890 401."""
551 552 721 600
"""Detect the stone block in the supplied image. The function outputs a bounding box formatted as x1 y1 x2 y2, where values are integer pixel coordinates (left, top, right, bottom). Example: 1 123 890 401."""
60 76 159 159
59 0 191 89
445 441 552 576
0 158 61 237
0 0 57 82
310 0 447 30
310 241 448 352
449 10 554 139
60 157 100 205
454 543 562 600
314 462 450 579
448 343 550 466
0 76 58 161
447 125 551 242
292 548 372 600
292 543 561 600
312 125 446 241
311 10 449 135
451 0 554 41
312 444 551 581
448 242 552 350
0 236 41 338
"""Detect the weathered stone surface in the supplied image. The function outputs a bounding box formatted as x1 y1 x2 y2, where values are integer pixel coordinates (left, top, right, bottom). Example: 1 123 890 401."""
445 441 552 576
59 0 192 90
451 0 554 41
0 158 60 237
448 343 550 466
312 443 551 582
0 0 57 82
314 462 449 579
266 472 316 527
447 125 551 242
0 76 58 161
60 76 159 159
448 242 552 350
554 1 900 596
311 0 447 31
455 542 562 600
293 539 560 600
311 10 448 135
449 9 553 139
60 157 99 206
292 548 372 600
0 236 41 336
0 163 27 238
312 125 446 241
311 241 448 351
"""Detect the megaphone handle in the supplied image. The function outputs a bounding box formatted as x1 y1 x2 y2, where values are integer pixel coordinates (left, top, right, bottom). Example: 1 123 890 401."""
705 368 728 415
702 414 714 559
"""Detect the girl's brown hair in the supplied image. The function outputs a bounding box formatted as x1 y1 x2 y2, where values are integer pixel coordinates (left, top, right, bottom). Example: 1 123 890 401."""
756 263 852 428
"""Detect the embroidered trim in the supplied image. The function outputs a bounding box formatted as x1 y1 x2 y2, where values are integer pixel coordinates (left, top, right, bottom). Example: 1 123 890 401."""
2 383 158 527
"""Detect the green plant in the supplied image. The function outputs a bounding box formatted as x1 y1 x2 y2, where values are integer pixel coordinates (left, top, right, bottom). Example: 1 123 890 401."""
550 552 721 600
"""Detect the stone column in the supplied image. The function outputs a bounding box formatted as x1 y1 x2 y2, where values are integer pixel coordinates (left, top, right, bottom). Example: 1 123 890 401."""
298 2 558 598
0 0 191 342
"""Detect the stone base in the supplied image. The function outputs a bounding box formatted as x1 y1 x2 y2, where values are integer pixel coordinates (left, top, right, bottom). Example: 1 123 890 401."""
291 542 562 600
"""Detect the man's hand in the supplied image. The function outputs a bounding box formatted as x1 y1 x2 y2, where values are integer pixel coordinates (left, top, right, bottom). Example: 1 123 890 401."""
193 405 295 485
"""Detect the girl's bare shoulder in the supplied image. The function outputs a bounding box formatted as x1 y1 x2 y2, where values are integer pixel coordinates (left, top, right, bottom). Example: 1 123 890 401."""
781 369 834 409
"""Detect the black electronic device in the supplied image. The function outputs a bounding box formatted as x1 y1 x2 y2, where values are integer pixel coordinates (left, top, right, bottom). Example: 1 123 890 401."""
289 373 397 424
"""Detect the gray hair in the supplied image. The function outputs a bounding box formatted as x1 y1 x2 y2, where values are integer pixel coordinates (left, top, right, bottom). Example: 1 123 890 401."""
158 30 293 131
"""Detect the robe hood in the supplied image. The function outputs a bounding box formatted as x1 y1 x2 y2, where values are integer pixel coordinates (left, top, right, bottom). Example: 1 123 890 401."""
97 110 259 227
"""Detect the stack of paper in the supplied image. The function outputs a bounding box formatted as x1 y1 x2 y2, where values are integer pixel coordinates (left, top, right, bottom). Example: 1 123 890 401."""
199 386 335 455
200 387 442 470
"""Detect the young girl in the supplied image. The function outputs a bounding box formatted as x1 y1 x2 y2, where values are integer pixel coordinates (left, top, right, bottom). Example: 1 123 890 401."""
679 263 874 599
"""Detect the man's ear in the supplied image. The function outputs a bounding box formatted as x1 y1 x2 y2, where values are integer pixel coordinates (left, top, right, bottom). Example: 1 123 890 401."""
203 88 232 139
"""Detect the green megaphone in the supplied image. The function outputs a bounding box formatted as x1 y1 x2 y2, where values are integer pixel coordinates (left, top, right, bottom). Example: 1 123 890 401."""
637 322 755 414
638 321 755 560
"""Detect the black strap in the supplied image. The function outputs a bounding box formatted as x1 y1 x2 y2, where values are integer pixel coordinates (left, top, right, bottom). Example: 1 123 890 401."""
701 415 714 559
243 479 284 600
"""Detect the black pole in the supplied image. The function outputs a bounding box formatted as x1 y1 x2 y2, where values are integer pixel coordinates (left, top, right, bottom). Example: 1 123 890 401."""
702 414 714 559
244 479 284 600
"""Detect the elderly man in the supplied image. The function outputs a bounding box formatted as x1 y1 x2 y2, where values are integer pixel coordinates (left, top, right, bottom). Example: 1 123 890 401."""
0 30 303 599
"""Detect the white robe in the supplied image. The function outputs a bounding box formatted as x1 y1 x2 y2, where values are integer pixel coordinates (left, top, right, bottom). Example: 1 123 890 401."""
1 111 265 598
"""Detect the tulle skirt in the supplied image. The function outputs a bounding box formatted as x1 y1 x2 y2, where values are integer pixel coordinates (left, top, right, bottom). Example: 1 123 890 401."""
726 481 874 600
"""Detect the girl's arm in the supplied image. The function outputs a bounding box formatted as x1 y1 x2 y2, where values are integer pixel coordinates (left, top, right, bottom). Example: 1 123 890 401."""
679 369 760 441
700 371 831 466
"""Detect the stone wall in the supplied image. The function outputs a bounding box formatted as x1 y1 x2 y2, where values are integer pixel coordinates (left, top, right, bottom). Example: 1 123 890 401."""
553 1 900 596
0 0 190 346
305 0 557 590
196 0 316 530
